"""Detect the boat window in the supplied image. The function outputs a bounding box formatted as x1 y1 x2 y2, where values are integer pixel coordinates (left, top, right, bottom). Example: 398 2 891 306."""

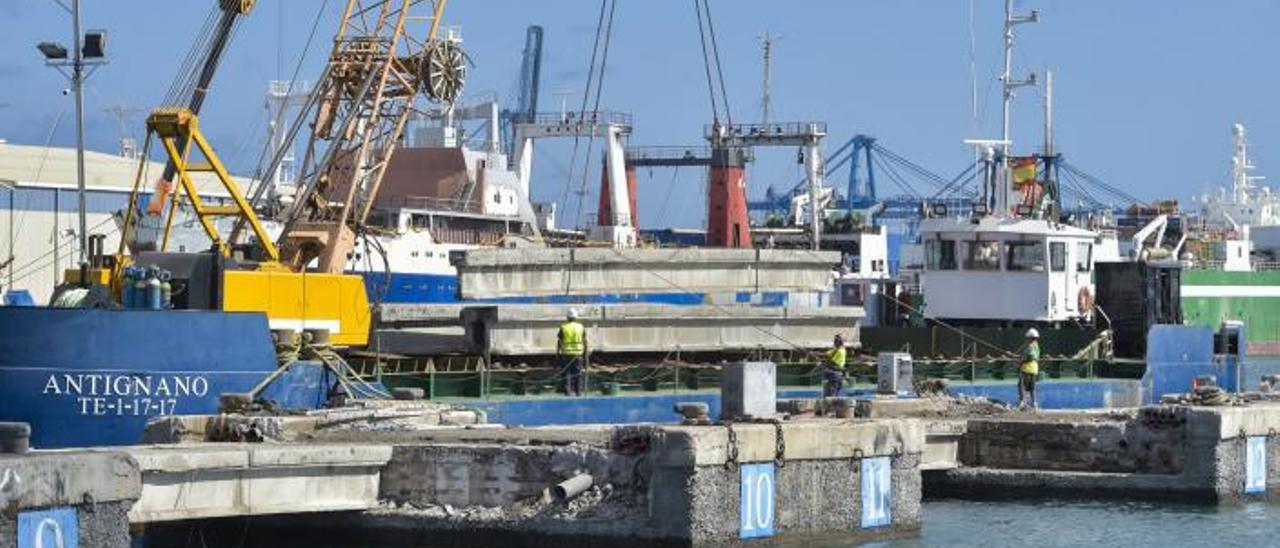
963 240 1001 271
1076 242 1093 272
1050 242 1067 272
925 239 957 271
1005 241 1046 272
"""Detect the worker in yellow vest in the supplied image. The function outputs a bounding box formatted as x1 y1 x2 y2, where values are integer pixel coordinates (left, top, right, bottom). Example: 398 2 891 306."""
1018 328 1040 409
822 334 848 397
557 309 588 396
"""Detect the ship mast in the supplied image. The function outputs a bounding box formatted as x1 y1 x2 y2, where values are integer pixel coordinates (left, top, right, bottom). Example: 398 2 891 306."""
1232 123 1258 205
997 0 1038 216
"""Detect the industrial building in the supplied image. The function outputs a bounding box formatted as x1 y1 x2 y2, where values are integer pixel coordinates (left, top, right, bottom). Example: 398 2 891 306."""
0 142 252 302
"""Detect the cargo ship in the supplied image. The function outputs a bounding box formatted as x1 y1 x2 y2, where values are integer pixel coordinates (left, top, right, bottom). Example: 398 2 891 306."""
1176 124 1280 355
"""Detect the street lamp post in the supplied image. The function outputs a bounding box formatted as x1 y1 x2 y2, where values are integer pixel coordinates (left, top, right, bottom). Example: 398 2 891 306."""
0 181 14 293
37 0 107 281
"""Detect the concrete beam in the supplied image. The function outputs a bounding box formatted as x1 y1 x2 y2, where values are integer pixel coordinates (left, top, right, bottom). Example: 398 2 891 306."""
123 443 392 523
454 248 842 299
377 304 465 326
462 304 862 355
369 327 468 356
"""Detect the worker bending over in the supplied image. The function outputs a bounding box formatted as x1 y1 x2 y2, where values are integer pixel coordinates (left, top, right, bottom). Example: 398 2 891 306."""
1018 328 1040 409
557 309 588 396
823 334 848 397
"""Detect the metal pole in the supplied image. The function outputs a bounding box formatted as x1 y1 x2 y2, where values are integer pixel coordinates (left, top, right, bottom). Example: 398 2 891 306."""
1044 69 1054 157
998 0 1014 216
7 186 13 290
72 0 88 268
761 31 772 128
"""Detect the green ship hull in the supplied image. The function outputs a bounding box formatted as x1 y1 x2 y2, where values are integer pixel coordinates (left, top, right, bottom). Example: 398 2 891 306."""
1181 268 1280 355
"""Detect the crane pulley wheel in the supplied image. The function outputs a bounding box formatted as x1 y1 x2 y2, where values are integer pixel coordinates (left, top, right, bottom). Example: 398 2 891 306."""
219 0 255 14
421 40 466 104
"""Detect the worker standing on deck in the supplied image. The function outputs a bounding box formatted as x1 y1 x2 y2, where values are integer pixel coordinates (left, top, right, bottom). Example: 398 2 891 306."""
823 334 848 397
558 309 587 396
1018 328 1041 409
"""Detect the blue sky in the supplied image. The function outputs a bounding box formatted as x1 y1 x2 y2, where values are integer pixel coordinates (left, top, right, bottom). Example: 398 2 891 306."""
2 0 1279 229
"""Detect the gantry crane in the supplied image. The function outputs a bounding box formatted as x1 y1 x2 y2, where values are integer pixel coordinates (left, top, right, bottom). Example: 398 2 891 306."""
104 0 464 346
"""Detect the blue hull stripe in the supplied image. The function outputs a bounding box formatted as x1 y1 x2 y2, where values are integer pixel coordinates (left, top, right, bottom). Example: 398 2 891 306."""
359 272 787 306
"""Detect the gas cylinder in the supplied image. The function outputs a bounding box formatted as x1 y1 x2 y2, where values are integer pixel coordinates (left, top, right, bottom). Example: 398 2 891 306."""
145 268 162 310
133 271 149 310
159 270 172 309
120 266 136 308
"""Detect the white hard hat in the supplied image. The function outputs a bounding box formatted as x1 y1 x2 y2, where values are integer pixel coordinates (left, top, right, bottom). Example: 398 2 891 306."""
1025 328 1039 339
567 308 580 320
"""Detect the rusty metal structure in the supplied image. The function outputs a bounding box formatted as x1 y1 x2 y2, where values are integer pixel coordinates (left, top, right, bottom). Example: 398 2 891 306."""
274 0 464 274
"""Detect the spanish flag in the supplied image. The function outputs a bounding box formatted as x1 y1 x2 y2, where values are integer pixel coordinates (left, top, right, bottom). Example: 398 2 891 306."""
1012 157 1038 186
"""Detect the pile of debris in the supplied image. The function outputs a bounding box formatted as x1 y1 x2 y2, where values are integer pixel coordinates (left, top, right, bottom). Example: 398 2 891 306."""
142 399 487 444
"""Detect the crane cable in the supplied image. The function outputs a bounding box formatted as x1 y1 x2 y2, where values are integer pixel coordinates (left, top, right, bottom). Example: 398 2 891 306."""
572 0 619 231
693 0 731 125
558 0 615 230
231 0 332 245
242 0 331 204
702 0 732 124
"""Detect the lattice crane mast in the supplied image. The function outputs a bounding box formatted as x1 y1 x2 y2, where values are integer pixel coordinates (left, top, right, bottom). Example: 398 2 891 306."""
275 0 466 274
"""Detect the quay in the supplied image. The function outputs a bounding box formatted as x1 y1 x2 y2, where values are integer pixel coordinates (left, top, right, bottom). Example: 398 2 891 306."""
6 372 1280 546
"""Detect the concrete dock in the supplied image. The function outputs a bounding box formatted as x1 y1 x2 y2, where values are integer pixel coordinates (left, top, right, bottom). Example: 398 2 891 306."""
9 395 1280 546
138 419 924 547
0 449 139 548
928 403 1280 502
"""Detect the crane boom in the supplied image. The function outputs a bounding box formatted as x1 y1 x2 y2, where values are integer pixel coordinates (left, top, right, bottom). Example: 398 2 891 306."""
117 0 278 265
276 0 464 274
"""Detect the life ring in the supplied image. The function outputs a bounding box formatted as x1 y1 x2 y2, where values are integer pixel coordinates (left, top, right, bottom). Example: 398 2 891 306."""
1077 286 1094 316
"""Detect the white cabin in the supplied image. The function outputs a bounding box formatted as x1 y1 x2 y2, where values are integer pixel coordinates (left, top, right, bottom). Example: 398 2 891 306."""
831 226 897 325
920 217 1097 323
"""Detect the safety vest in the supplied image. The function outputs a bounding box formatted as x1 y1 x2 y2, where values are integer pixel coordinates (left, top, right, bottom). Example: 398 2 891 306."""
827 346 847 368
559 321 585 356
1020 341 1040 375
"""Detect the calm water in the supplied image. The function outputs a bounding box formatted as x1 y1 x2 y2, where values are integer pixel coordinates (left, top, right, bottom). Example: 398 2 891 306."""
815 499 1280 548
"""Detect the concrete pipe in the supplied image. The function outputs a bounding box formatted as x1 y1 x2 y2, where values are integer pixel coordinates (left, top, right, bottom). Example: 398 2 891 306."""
0 422 31 454
553 473 594 501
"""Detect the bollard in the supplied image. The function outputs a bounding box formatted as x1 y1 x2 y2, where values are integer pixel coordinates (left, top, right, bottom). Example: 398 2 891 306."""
777 398 818 416
304 329 332 346
675 402 716 425
0 422 31 454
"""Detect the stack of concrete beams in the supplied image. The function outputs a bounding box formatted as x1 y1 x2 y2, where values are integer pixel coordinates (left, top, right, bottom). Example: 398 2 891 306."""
457 303 860 356
373 248 855 357
453 248 842 299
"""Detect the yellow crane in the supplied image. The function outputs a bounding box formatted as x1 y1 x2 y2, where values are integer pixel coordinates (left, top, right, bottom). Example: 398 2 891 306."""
88 0 463 347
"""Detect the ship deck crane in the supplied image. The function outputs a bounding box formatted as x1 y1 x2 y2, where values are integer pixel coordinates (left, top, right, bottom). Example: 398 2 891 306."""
711 122 829 249
511 110 636 247
106 0 464 347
